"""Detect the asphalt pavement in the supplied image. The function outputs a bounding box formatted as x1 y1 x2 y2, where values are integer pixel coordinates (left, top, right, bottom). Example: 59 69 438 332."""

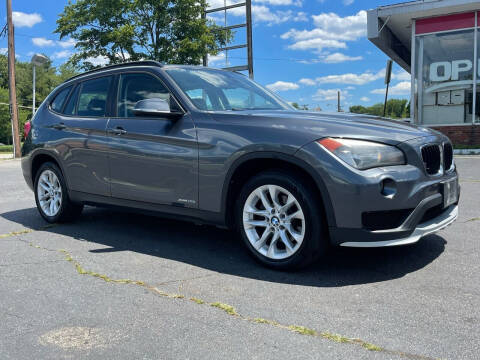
0 157 478 360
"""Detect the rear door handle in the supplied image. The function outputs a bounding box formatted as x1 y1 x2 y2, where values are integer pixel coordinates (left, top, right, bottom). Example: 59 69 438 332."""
111 127 127 136
53 122 66 130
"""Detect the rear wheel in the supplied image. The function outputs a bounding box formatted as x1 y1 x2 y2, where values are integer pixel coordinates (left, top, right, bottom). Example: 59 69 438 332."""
236 170 327 270
34 162 83 223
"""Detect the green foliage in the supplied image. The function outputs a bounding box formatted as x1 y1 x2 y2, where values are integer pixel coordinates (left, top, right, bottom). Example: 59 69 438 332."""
55 0 232 70
0 55 68 144
350 99 410 119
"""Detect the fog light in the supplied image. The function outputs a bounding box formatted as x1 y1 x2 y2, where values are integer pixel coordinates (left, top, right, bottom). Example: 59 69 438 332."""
380 178 396 198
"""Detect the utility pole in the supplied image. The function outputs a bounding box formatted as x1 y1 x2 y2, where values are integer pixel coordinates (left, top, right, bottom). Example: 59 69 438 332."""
383 59 393 117
337 91 341 112
6 0 21 158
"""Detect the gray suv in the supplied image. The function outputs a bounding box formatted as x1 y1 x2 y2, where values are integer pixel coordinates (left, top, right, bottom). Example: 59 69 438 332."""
21 61 459 270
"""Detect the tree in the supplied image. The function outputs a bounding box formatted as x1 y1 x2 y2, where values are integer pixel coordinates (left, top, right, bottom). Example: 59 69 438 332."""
55 0 231 70
349 99 410 119
0 55 67 144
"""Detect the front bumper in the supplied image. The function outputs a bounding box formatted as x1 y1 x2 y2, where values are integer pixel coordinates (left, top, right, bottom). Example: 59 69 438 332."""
339 204 458 247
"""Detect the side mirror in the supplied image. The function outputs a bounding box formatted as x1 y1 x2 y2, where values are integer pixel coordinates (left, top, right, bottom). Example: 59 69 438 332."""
133 98 184 119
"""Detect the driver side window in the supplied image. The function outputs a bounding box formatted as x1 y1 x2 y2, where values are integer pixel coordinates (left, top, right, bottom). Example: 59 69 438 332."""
117 73 170 117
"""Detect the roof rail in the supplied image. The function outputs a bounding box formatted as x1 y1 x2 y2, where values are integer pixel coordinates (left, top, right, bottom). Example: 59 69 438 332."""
65 60 163 82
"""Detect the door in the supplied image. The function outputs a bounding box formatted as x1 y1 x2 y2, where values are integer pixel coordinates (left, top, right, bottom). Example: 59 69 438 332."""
107 72 198 207
51 76 113 196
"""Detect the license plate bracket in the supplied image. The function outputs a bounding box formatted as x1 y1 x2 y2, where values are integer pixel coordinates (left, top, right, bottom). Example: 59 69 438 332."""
442 177 458 208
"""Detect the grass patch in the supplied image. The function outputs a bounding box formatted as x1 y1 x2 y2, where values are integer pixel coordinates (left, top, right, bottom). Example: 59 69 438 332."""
362 342 382 351
0 145 13 153
253 318 272 324
321 332 350 343
288 325 317 336
210 302 238 316
190 297 205 304
453 144 480 149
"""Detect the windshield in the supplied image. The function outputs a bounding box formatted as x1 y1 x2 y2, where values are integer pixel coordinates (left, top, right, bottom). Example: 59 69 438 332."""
165 67 291 112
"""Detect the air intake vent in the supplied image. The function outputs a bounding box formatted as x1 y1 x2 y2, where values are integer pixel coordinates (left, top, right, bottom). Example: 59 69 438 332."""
444 143 453 171
421 144 441 175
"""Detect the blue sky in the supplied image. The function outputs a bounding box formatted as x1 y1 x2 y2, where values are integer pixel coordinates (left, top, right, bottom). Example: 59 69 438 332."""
0 0 411 110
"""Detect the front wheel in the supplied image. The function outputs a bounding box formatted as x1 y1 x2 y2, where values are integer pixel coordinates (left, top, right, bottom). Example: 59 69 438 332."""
236 171 327 270
34 162 83 223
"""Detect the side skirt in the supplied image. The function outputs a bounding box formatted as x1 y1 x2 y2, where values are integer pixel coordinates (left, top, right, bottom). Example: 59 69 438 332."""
69 190 227 228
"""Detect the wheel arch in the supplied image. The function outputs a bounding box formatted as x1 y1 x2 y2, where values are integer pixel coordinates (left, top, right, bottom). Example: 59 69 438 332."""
31 151 68 188
222 152 335 230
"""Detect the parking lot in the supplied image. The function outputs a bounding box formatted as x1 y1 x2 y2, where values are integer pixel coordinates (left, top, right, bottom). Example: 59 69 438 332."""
0 157 478 360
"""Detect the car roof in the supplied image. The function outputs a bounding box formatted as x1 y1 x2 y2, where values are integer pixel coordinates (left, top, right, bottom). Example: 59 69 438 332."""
64 61 230 84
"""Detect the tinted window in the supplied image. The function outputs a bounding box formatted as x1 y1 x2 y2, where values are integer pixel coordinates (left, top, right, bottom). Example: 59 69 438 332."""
63 85 79 115
51 86 71 112
77 77 112 117
117 73 170 117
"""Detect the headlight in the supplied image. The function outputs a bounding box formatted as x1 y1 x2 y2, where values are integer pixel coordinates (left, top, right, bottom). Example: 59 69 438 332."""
317 138 405 170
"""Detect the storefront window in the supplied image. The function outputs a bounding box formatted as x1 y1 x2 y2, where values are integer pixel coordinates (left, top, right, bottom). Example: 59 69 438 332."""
415 29 475 125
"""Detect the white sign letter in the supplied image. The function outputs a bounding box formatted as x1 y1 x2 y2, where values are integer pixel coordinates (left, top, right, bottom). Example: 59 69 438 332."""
451 60 472 80
430 61 451 82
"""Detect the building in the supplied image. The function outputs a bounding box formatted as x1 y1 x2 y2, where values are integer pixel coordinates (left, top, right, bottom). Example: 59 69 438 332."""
368 0 480 146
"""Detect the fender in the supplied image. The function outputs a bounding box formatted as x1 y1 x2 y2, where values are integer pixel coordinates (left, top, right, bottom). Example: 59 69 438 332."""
28 148 71 189
220 151 336 229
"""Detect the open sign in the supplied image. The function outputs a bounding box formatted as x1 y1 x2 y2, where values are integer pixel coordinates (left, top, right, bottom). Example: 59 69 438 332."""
429 60 476 81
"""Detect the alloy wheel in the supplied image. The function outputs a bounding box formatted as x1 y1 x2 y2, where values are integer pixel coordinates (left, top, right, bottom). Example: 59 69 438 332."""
37 169 63 217
242 184 305 260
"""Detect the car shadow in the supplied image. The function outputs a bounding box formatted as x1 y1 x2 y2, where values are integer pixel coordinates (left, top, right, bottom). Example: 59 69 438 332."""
1 206 447 287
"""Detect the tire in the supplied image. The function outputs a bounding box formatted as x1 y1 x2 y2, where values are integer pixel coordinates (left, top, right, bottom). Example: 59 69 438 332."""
235 170 327 270
34 162 83 223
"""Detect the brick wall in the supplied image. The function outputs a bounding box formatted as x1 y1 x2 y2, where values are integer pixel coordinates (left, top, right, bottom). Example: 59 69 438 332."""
431 125 480 146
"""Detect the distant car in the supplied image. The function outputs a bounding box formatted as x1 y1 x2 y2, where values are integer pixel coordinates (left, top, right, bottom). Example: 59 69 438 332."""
21 61 459 270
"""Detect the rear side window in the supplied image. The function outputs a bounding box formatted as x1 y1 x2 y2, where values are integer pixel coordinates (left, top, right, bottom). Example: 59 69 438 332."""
63 85 79 115
77 77 112 117
117 73 170 117
51 86 72 113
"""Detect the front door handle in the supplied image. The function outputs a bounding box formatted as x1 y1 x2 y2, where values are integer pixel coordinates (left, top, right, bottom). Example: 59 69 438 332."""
111 127 127 136
53 122 66 130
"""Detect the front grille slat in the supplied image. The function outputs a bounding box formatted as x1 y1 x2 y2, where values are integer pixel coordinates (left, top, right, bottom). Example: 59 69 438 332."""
444 143 453 171
421 144 441 175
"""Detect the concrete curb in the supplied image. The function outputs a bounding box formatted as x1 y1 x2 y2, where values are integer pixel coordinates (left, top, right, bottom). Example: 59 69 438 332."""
454 149 480 155
0 153 13 160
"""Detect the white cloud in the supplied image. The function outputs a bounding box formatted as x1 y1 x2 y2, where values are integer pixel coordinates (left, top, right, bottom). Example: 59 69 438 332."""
393 69 411 81
360 96 370 102
343 0 354 5
252 5 307 25
208 52 226 66
32 37 55 47
12 11 42 28
0 48 7 55
255 0 302 5
281 10 367 52
321 52 362 63
316 69 384 85
207 1 306 25
299 78 316 86
84 56 109 67
313 88 348 101
371 81 411 95
266 81 299 92
51 50 72 60
57 38 76 48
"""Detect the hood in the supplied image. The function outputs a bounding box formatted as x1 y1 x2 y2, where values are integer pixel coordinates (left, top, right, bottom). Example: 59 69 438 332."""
213 110 436 145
